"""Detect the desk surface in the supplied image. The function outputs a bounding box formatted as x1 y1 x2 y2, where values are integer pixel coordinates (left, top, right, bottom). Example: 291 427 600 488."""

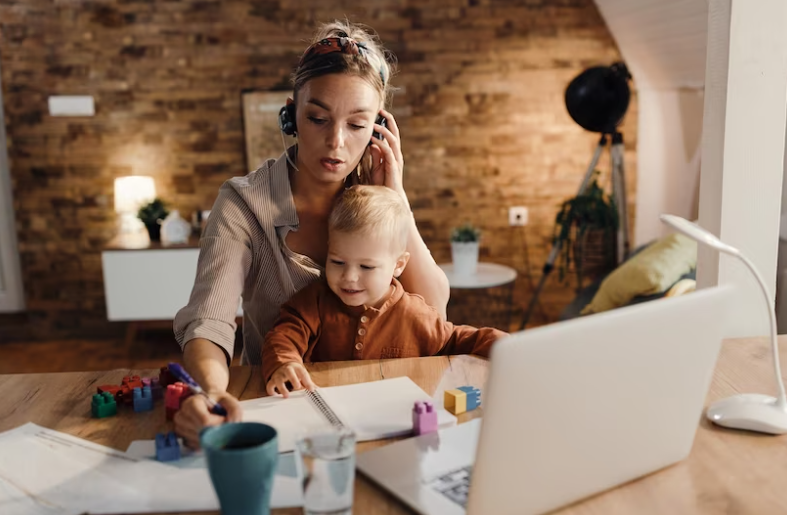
2 339 787 514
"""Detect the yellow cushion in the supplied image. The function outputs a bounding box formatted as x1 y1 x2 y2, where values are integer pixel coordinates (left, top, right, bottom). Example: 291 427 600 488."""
581 233 697 315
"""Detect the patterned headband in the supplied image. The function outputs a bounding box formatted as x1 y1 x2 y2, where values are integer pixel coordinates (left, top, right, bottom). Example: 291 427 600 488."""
298 36 387 85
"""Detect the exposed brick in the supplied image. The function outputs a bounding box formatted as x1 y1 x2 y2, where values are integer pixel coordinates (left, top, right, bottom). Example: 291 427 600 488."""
0 0 636 338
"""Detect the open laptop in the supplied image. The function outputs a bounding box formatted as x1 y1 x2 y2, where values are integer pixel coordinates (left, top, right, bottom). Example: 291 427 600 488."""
357 285 734 515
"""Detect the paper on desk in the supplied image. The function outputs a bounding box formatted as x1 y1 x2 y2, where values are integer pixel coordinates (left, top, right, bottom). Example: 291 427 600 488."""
0 423 220 514
125 439 303 508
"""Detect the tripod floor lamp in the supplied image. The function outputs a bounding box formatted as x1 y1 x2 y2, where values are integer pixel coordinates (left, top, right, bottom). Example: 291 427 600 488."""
521 62 633 330
660 214 787 435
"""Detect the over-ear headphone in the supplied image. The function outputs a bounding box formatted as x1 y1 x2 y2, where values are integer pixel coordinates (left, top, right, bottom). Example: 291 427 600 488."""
278 100 297 136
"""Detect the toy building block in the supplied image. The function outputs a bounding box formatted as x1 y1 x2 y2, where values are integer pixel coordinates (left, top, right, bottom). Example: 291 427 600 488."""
159 366 176 388
117 385 133 406
150 378 163 401
142 377 151 387
91 391 117 418
444 389 467 416
412 401 439 436
457 386 481 411
133 386 154 412
155 431 181 462
164 382 192 420
122 375 143 390
97 384 121 396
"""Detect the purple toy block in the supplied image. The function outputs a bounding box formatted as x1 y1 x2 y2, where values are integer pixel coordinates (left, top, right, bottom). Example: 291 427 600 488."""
412 400 439 436
132 386 154 412
155 431 181 462
150 378 163 400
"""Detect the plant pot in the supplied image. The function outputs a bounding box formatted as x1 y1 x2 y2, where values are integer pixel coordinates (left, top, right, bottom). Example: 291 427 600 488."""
145 222 161 242
451 241 479 276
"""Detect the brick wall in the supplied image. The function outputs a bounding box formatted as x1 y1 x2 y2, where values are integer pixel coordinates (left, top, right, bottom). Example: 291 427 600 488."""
0 0 636 340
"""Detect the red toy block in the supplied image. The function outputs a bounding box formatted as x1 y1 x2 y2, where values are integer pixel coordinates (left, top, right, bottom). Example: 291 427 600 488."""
164 382 193 420
122 375 143 390
97 384 121 396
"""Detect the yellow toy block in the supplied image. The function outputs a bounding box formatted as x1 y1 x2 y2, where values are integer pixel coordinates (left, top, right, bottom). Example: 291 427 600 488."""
444 389 467 415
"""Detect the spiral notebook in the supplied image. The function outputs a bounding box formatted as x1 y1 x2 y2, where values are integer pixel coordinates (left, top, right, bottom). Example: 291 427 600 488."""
241 376 457 453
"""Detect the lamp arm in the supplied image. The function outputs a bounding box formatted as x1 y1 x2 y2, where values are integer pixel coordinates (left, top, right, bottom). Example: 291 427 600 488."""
736 252 787 408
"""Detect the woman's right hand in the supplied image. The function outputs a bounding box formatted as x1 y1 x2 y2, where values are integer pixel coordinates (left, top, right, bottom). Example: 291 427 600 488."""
173 390 243 449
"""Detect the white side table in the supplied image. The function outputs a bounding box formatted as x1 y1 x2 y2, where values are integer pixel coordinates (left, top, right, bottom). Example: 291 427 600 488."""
438 262 517 330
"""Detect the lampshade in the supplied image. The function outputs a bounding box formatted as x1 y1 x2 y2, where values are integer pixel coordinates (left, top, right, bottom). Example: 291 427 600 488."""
114 176 156 214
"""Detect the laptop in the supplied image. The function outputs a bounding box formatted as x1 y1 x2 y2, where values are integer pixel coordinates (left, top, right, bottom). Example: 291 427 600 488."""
357 285 734 515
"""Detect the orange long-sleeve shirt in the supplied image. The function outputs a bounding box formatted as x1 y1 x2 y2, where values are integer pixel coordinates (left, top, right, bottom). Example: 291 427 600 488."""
261 278 507 382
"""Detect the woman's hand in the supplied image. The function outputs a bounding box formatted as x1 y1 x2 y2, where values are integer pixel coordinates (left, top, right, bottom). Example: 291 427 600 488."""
173 391 243 449
266 362 317 398
369 109 407 202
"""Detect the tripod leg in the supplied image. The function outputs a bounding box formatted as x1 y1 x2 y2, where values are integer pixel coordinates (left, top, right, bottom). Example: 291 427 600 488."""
520 135 608 330
610 132 630 263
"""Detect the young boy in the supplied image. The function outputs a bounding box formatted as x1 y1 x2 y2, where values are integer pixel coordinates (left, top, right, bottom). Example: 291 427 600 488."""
262 185 508 396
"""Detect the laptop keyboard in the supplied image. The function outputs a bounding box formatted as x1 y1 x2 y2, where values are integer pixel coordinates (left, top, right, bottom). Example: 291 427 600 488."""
425 465 473 508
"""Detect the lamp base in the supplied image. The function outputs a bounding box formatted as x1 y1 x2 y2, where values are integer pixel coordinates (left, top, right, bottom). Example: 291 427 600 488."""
706 393 787 435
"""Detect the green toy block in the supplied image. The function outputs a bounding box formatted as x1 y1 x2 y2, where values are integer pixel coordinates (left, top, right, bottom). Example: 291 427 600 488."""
91 391 117 418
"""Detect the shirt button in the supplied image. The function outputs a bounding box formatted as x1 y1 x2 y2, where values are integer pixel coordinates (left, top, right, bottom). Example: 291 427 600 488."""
358 328 367 336
360 316 369 323
355 342 363 350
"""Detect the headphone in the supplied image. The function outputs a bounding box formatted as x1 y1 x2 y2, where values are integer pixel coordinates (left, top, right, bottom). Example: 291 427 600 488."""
278 99 297 137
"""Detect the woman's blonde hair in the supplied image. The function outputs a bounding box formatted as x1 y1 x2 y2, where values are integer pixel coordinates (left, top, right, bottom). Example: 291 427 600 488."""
329 185 410 253
292 20 398 185
293 20 397 108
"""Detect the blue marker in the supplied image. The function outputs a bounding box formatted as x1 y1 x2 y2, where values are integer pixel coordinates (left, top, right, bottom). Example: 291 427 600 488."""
167 362 228 417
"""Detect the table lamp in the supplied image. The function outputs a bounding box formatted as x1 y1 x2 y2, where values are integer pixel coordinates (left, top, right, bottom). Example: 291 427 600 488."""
115 176 156 234
660 214 787 434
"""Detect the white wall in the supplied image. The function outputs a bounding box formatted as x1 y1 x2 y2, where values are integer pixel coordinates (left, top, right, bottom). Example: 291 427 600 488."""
634 88 704 243
593 0 709 245
0 60 25 312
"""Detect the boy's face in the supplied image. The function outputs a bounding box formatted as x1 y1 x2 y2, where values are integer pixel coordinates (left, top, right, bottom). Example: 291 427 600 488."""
326 229 409 308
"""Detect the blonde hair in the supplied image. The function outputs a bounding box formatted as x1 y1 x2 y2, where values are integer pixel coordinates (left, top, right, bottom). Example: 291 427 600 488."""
329 186 410 252
292 20 397 108
292 21 398 185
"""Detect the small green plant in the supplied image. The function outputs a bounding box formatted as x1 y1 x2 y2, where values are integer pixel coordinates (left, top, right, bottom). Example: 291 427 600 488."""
137 198 169 226
451 223 481 243
553 175 618 281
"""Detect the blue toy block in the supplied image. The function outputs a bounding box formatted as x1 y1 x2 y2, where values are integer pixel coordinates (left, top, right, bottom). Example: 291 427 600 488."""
155 431 181 462
132 386 154 412
412 400 439 435
457 386 481 411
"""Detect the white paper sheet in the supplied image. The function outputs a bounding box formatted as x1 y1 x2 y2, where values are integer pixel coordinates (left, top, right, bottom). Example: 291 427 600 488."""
125 439 303 508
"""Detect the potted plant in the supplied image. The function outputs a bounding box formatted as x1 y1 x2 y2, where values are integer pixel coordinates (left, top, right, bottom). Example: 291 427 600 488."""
553 175 619 288
137 198 170 242
450 223 482 276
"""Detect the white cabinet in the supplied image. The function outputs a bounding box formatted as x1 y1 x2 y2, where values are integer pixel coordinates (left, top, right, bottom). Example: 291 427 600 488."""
101 234 242 322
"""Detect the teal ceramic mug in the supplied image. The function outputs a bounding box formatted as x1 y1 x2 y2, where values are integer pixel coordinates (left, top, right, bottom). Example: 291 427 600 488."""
200 422 279 515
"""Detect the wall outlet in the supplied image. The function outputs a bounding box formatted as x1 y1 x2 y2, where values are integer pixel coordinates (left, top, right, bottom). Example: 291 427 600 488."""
509 206 528 226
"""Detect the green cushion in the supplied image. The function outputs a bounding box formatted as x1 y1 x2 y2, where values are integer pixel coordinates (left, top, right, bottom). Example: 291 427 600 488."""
581 233 697 315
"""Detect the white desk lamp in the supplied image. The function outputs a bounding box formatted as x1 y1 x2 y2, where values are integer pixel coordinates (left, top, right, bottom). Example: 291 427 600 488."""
660 214 787 434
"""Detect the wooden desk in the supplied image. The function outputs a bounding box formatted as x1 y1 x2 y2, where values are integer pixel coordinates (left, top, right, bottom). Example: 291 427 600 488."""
1 339 786 514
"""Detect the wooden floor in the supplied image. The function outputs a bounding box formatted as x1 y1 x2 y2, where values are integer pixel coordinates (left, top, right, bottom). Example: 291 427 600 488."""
0 327 241 374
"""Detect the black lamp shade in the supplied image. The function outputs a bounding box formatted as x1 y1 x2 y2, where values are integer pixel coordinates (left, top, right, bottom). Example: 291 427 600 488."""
565 62 632 134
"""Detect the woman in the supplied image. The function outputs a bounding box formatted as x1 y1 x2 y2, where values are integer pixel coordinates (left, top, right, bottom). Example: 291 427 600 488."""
173 20 450 447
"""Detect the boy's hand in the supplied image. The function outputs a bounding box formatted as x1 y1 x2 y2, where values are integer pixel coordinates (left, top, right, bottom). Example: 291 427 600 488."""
266 362 316 398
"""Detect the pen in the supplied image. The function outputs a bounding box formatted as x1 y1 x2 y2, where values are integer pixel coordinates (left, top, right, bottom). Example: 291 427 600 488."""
166 362 228 417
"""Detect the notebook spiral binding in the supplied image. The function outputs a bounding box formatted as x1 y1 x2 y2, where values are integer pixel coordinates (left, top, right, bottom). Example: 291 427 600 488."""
306 390 345 428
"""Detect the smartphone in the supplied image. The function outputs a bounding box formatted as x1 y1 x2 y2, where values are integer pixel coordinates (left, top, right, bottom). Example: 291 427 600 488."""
370 114 387 144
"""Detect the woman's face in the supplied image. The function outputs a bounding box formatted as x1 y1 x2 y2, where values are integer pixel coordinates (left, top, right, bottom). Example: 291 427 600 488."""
295 74 381 185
